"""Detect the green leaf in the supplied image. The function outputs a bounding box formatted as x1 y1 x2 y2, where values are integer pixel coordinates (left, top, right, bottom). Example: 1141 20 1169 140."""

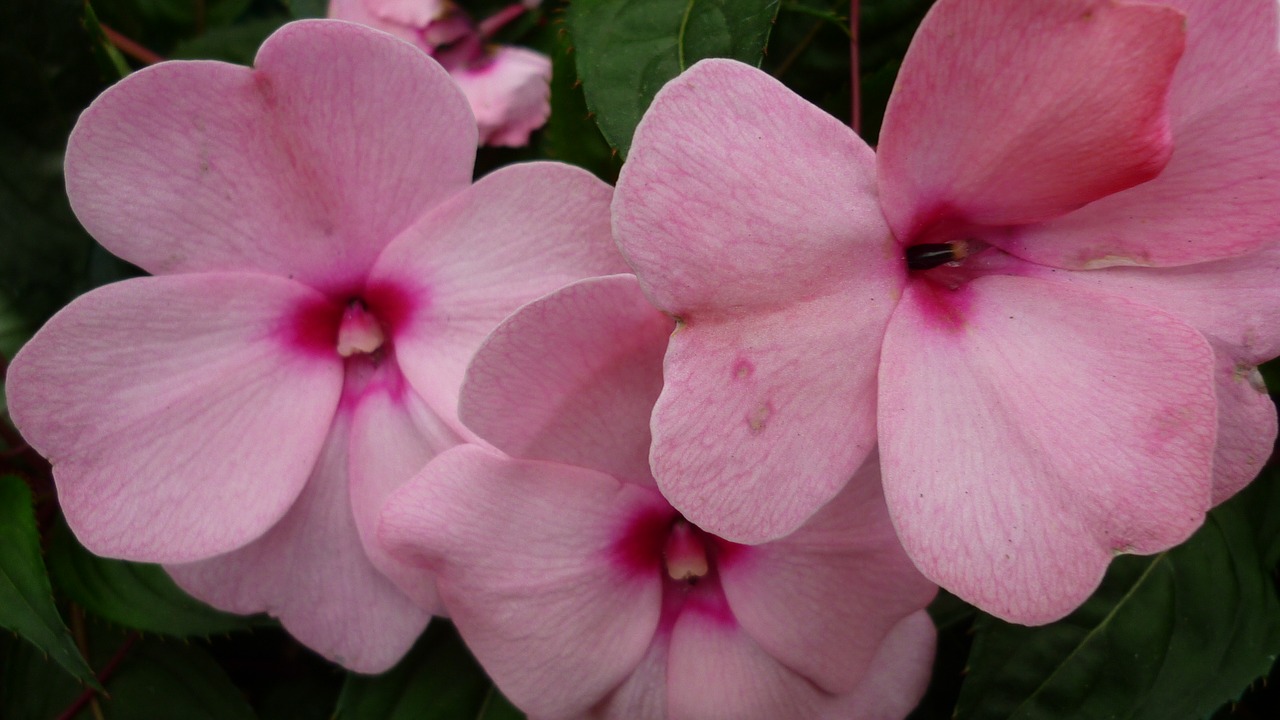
567 0 781 157
95 640 257 720
0 476 98 686
169 17 287 64
956 489 1280 720
47 520 264 638
477 687 525 720
541 15 622 182
287 0 329 19
335 621 513 720
0 631 83 719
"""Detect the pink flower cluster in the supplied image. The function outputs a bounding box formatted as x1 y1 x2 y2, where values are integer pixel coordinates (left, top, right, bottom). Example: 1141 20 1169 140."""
7 0 1280 716
328 0 551 147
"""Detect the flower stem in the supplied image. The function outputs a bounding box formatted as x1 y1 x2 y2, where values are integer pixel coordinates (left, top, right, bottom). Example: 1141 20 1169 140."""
100 24 164 65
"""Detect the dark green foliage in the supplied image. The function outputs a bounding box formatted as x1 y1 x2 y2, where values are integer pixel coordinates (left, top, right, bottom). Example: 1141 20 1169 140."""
47 520 266 638
0 477 98 686
566 0 780 157
955 467 1280 720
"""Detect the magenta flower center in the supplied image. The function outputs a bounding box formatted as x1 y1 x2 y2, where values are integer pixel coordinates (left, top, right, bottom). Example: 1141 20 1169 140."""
286 282 417 360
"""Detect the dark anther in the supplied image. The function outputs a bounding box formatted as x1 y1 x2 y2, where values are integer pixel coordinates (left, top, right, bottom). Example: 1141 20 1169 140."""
906 242 963 271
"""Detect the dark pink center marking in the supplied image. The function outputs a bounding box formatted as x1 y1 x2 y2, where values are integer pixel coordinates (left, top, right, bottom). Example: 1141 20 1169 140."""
611 506 747 630
282 280 422 359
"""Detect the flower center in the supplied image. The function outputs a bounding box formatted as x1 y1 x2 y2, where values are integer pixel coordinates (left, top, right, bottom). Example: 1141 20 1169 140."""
336 300 386 357
663 519 710 582
905 240 972 271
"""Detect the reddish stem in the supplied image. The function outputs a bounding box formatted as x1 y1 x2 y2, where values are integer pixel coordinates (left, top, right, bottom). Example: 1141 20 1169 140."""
850 0 861 135
100 24 165 65
479 2 531 39
55 633 140 720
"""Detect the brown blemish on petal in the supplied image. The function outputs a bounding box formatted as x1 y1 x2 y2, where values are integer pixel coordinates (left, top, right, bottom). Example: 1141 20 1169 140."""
732 359 754 380
747 402 773 434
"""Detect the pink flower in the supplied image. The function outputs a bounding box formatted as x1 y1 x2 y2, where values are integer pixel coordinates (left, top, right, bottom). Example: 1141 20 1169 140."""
611 0 1280 623
328 0 552 146
380 275 937 719
5 20 624 671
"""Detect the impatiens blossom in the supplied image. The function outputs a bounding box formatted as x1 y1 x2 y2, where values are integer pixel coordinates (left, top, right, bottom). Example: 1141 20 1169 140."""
380 274 938 719
612 0 1280 623
5 20 624 671
328 0 551 146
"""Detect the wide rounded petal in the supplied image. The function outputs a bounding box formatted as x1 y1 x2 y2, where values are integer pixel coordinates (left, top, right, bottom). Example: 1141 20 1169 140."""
613 58 900 316
460 275 670 485
879 275 1217 623
348 361 463 611
369 161 626 428
166 405 430 673
1004 0 1280 268
878 0 1184 237
6 274 342 562
651 286 889 545
665 612 903 720
1025 246 1280 502
66 20 475 289
719 457 936 695
379 446 666 719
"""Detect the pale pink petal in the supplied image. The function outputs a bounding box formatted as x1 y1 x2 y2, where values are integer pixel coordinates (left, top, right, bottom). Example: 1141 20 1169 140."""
453 46 552 147
589 639 669 720
879 275 1217 623
614 58 899 315
666 612 883 720
379 446 666 719
835 610 936 720
348 361 464 611
5 274 341 562
328 0 429 49
719 456 936 694
1020 246 1280 503
877 0 1184 237
1004 0 1280 268
1046 242 1280 364
362 0 446 26
168 406 429 673
369 161 626 430
66 20 475 290
1207 351 1276 504
460 275 670 485
650 286 889 545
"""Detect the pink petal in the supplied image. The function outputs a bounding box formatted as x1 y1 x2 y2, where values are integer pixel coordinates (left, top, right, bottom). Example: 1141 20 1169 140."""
719 456 936 695
379 446 666 719
837 610 937 720
348 361 463 611
328 0 429 50
1001 0 1280 268
65 20 475 290
1021 246 1280 502
614 58 898 316
590 639 669 720
453 46 552 147
1207 350 1276 504
168 405 429 673
665 611 898 720
369 161 626 430
611 59 900 544
460 275 670 485
649 287 889 545
879 275 1217 623
877 0 1185 237
6 274 341 562
361 0 446 26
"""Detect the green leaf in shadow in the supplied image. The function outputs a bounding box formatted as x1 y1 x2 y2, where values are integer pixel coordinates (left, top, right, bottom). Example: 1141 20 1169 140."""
0 476 98 687
567 0 780 157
